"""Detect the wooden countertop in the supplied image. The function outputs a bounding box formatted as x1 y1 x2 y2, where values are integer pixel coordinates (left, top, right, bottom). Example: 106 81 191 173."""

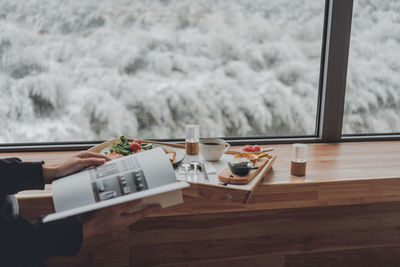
3 141 400 217
6 141 396 267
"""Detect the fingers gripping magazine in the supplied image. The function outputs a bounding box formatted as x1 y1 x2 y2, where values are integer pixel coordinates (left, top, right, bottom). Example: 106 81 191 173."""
43 148 189 223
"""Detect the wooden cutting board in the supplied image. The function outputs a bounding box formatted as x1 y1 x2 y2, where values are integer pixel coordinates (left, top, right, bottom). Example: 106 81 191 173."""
218 156 273 185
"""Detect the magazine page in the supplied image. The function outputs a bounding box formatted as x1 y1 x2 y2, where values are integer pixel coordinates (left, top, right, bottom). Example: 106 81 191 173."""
52 147 181 213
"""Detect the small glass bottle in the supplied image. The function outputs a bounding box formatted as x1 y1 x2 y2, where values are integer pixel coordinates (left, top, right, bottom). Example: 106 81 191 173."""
291 143 307 176
185 124 199 155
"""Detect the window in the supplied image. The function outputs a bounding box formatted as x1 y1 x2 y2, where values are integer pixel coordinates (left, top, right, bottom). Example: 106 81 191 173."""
343 0 400 135
0 0 325 144
2 0 398 148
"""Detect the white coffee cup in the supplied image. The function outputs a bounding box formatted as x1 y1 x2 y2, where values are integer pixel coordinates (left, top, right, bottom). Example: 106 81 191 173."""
200 138 231 161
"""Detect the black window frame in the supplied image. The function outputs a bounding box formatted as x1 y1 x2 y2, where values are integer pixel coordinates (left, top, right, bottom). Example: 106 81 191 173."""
1 0 399 152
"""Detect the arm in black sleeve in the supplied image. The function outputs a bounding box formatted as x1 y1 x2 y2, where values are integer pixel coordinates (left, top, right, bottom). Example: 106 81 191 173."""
0 214 83 264
0 158 45 195
0 158 83 263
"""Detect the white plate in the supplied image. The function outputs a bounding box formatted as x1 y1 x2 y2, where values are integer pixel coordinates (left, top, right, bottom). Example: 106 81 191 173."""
100 144 185 165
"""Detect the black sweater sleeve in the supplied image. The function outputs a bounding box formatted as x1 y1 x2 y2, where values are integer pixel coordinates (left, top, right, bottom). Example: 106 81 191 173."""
0 158 45 195
0 158 83 263
0 214 83 263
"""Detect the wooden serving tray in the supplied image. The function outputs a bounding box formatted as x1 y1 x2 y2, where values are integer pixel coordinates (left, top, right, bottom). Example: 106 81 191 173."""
183 155 277 203
89 140 277 204
218 157 271 185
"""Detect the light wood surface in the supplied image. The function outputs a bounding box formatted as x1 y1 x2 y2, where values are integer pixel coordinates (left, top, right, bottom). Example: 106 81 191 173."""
5 141 400 187
218 156 270 185
130 202 400 266
3 141 400 266
8 141 400 212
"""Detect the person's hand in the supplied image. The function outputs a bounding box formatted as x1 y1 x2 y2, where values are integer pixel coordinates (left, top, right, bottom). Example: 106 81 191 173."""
42 151 111 183
82 199 161 239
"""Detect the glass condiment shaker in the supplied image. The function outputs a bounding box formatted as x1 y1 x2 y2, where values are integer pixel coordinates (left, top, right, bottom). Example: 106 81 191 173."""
185 124 199 155
290 143 307 176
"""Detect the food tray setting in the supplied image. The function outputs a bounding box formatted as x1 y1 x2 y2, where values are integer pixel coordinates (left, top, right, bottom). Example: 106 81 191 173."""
89 137 277 203
174 150 277 203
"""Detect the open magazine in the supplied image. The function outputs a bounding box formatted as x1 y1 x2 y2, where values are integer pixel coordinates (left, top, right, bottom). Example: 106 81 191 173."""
43 148 189 223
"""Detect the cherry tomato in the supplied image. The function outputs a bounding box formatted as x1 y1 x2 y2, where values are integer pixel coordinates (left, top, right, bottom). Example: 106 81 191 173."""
252 145 261 152
135 139 143 144
243 145 253 152
130 142 141 152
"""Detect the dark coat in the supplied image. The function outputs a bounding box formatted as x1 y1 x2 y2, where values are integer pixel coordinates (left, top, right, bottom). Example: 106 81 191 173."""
0 158 82 266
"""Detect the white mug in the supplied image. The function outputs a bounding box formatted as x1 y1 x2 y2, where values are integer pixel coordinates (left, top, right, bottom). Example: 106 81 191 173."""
200 138 231 161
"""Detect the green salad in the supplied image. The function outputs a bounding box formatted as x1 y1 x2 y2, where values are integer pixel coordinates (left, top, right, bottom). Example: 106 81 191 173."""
109 136 153 155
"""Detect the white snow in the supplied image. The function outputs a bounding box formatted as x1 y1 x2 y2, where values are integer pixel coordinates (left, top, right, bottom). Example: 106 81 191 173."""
343 0 400 134
0 0 398 143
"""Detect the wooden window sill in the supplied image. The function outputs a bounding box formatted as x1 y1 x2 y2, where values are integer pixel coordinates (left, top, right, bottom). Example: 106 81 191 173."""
2 141 400 218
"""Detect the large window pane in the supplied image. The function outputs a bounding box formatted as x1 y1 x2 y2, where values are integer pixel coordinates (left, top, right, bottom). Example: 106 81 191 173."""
343 0 400 135
0 0 325 143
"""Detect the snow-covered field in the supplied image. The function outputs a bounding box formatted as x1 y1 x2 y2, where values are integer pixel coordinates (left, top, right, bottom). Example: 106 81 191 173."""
344 0 400 134
0 0 398 143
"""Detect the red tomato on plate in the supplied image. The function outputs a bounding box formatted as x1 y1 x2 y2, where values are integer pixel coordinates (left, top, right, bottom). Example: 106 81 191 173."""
130 142 141 152
252 145 261 152
243 145 253 152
